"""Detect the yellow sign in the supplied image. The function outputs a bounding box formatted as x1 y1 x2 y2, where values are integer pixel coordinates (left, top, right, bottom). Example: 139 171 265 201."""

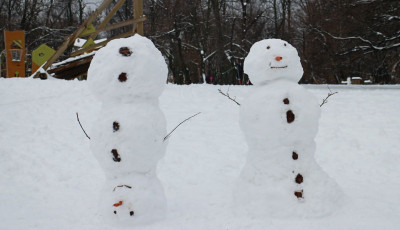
79 24 96 37
32 44 56 66
82 38 95 49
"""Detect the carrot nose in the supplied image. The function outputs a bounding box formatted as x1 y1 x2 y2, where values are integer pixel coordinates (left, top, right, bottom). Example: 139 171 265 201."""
275 56 283 61
113 201 123 207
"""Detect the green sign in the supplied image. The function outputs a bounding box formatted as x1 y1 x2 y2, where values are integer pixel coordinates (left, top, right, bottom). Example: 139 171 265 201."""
32 44 56 66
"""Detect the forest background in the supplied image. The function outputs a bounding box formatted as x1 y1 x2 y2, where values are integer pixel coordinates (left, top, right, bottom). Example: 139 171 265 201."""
0 0 399 84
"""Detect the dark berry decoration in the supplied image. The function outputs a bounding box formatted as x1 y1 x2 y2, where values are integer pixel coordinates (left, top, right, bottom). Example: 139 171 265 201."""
119 47 132 56
292 151 298 160
283 98 290 104
118 72 127 82
111 149 121 162
286 110 295 123
294 190 303 198
295 174 303 184
113 121 120 132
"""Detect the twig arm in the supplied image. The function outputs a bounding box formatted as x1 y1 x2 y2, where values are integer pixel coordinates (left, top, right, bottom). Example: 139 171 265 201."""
76 112 91 140
163 112 201 142
320 91 338 107
218 88 241 106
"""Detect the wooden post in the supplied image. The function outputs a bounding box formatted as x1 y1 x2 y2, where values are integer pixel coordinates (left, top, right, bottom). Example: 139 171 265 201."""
89 0 127 40
134 0 144 35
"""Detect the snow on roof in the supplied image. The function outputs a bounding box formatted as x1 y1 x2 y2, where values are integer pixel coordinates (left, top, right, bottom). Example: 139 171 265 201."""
74 38 87 48
74 38 107 48
51 51 96 69
52 38 108 69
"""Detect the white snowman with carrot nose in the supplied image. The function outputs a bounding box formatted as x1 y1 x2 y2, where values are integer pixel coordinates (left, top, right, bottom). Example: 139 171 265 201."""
234 39 343 218
88 34 168 226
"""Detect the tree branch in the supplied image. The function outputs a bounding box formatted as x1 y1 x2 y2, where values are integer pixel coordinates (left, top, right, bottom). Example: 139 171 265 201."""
313 27 400 52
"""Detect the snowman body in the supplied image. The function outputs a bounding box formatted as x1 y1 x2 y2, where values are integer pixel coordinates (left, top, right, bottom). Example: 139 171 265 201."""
235 39 342 218
88 35 168 226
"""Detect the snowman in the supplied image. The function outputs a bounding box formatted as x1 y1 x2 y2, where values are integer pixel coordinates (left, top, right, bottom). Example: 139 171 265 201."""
87 34 168 226
234 39 343 218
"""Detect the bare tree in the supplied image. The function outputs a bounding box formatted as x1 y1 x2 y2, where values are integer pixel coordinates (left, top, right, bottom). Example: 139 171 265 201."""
299 0 400 84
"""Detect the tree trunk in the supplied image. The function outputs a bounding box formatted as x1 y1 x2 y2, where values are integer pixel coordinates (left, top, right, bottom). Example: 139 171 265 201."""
210 0 230 83
273 0 278 37
20 0 29 29
240 0 248 44
45 0 54 26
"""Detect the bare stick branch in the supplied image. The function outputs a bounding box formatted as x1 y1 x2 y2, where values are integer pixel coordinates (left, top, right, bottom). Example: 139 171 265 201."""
320 87 338 107
218 88 241 106
164 112 201 142
76 112 91 140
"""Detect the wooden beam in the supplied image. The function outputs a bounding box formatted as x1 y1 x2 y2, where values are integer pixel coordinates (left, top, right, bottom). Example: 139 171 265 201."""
38 0 114 74
89 0 126 40
70 29 136 57
134 0 144 35
98 17 146 33
78 17 146 38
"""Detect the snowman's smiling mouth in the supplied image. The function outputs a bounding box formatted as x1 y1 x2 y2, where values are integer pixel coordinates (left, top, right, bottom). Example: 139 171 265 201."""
269 62 288 69
270 65 288 69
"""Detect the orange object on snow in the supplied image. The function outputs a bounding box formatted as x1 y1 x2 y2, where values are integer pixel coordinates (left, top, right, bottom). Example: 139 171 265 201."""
275 56 283 61
113 201 123 207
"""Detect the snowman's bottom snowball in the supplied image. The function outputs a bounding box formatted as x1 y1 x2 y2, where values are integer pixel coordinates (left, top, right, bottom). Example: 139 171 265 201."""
233 162 344 218
98 175 167 226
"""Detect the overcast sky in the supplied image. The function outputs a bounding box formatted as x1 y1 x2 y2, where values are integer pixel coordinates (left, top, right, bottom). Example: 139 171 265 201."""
83 0 102 7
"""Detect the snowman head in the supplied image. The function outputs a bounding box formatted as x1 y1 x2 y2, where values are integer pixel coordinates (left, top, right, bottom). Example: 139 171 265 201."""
88 34 167 103
244 39 303 85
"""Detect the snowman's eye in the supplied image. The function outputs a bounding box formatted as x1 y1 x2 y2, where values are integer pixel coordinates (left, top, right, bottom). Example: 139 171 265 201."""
266 46 270 49
284 43 287 46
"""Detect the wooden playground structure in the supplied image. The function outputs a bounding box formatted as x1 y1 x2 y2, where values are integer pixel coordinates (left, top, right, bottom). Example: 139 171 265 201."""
1 0 144 80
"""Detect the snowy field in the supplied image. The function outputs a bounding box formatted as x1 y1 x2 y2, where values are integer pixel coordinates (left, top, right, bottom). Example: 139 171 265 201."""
1 78 400 230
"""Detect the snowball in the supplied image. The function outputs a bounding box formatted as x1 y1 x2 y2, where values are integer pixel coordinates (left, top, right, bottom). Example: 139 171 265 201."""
239 81 320 148
244 39 303 85
90 103 167 178
87 34 168 103
99 174 166 227
235 156 343 218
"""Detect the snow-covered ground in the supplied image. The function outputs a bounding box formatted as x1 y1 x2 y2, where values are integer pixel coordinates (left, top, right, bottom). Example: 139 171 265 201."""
1 78 399 230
